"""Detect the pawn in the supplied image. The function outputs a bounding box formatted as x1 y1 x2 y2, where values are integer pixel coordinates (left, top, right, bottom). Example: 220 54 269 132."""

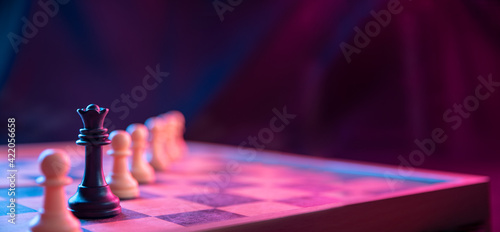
162 111 187 160
30 149 82 232
169 111 188 159
126 123 155 184
146 117 170 171
161 114 181 161
106 130 139 199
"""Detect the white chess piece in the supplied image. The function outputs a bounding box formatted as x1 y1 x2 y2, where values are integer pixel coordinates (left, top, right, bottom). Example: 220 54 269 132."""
146 117 170 171
164 111 187 160
30 149 82 232
126 123 155 184
170 111 188 159
160 114 178 161
106 130 139 199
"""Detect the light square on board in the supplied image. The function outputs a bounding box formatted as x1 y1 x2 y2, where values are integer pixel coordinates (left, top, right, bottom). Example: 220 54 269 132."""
189 180 255 190
219 201 300 216
119 197 212 216
82 216 183 232
139 181 219 197
134 190 164 199
170 157 225 173
177 193 261 208
226 186 311 201
231 175 297 186
155 172 217 183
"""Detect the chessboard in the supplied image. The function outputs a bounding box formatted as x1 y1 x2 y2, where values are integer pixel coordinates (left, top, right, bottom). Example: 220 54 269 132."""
0 141 490 232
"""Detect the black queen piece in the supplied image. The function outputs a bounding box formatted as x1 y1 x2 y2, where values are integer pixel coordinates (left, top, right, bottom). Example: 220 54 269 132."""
68 104 121 218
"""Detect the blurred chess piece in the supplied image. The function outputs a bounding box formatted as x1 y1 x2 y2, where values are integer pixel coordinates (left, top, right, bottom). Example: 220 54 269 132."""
146 117 170 171
30 149 82 232
170 111 188 159
161 111 187 161
161 114 178 161
106 130 139 199
127 123 155 184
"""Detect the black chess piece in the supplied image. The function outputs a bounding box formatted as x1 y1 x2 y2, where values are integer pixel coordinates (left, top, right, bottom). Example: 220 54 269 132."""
68 104 121 218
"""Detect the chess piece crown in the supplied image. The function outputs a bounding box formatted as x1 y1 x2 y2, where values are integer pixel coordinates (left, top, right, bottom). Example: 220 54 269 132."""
77 104 110 146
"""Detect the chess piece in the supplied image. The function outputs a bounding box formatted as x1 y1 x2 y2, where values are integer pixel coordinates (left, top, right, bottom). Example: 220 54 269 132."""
30 149 82 232
163 111 187 160
146 117 170 171
68 104 121 218
106 130 139 199
171 111 188 159
161 113 181 161
126 123 155 184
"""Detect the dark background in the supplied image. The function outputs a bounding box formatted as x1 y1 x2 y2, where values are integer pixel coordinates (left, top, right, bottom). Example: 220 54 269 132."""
1 0 499 229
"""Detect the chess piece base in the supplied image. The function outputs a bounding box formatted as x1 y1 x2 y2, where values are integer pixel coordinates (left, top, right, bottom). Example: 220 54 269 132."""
68 185 121 219
30 213 81 232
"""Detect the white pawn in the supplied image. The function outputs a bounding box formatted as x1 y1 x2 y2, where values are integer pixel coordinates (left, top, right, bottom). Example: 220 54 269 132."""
170 111 188 159
146 117 170 171
161 113 180 161
30 149 81 232
126 123 155 184
159 114 177 161
106 130 139 199
162 111 187 160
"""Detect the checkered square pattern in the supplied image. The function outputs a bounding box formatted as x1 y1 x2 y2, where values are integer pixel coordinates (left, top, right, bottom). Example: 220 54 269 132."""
0 142 448 232
119 197 212 216
226 186 311 201
80 208 149 226
82 217 183 232
157 209 244 226
177 193 261 207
